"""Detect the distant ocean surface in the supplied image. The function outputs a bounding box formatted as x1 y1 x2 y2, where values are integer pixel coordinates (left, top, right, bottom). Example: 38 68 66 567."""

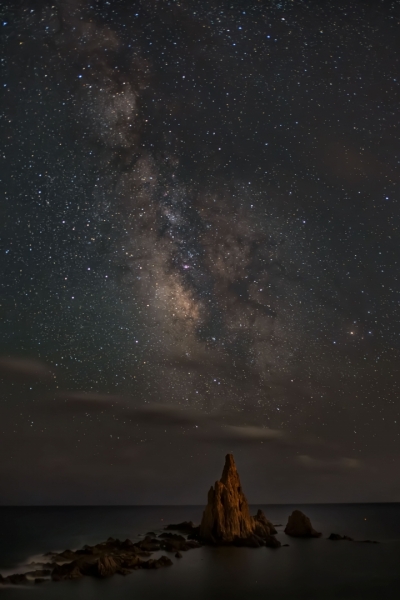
1 504 400 599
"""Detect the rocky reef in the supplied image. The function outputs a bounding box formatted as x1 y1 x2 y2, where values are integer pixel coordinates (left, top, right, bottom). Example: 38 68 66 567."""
0 534 201 585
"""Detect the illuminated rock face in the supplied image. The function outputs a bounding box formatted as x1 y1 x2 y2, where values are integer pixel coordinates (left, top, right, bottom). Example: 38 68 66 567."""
199 454 265 543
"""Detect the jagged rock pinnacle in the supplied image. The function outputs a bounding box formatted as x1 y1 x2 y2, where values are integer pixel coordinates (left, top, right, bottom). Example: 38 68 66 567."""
199 454 254 542
199 454 276 544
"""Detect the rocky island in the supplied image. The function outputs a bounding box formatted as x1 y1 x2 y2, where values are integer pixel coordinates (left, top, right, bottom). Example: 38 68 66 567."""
197 453 280 548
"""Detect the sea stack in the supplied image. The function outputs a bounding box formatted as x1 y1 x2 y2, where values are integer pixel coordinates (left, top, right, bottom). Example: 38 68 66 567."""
284 510 321 538
199 453 277 546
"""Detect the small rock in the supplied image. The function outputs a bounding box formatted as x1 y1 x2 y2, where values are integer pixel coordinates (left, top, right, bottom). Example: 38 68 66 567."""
26 569 52 578
3 573 29 585
265 535 281 548
175 552 183 558
165 521 196 533
117 567 132 576
284 510 321 538
92 556 120 578
328 533 353 541
159 532 186 541
253 509 277 536
52 561 84 581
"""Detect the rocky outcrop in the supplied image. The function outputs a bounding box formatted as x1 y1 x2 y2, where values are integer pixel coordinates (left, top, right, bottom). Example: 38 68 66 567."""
199 454 254 543
328 533 379 543
0 573 29 585
1 531 193 585
52 561 84 581
165 521 196 534
328 533 354 541
253 509 277 536
198 453 279 547
284 510 321 538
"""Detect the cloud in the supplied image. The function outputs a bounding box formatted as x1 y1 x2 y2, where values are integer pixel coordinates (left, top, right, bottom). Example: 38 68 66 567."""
297 454 362 470
55 391 126 411
220 425 285 442
0 356 54 380
46 393 289 447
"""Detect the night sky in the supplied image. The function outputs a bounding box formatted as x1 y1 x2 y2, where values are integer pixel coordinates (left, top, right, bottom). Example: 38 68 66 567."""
1 0 399 505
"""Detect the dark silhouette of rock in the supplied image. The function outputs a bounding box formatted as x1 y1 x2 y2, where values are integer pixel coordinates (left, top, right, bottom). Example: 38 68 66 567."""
34 578 46 584
160 537 201 553
135 536 161 552
253 509 277 536
187 526 201 540
52 561 84 581
328 533 354 541
142 556 173 569
26 569 52 578
90 556 120 578
175 551 183 558
2 573 29 585
165 521 196 533
284 510 321 538
58 549 77 560
159 532 186 541
120 555 142 569
146 532 156 536
265 535 281 548
233 534 263 548
198 454 279 546
359 539 379 544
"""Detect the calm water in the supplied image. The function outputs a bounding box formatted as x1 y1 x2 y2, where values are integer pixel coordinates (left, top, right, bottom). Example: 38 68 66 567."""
1 504 400 599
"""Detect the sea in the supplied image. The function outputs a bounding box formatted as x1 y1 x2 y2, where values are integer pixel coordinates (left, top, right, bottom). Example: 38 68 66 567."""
0 504 399 599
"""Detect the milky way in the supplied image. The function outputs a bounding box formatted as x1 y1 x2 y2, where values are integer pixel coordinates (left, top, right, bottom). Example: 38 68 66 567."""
1 0 399 503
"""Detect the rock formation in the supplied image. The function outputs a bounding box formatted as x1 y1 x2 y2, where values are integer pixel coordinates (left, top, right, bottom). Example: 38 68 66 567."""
328 533 354 541
284 510 321 538
199 453 279 546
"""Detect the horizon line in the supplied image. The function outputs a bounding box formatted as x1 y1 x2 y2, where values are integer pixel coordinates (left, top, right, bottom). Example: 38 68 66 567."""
1 501 399 508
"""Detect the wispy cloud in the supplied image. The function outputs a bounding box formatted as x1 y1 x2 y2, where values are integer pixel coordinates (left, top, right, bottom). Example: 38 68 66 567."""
297 454 362 470
0 356 54 380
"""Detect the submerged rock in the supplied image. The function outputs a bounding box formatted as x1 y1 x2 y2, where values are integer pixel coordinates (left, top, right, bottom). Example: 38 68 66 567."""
284 510 321 538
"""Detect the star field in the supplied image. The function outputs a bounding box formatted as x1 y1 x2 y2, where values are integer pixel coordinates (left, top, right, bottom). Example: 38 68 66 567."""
0 0 399 504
